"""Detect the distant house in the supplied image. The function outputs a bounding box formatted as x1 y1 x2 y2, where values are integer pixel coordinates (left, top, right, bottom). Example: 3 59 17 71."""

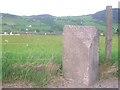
27 25 32 28
100 33 104 36
4 32 7 34
10 32 13 35
28 25 32 27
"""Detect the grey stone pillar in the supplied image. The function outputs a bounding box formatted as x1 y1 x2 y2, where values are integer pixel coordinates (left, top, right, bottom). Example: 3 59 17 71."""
63 25 99 86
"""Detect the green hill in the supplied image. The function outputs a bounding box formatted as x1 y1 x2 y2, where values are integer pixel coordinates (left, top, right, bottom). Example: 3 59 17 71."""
92 8 120 23
0 9 119 34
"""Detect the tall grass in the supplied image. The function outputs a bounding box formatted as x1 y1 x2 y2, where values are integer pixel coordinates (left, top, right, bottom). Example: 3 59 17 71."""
2 35 63 87
2 35 118 87
2 35 63 64
99 35 118 65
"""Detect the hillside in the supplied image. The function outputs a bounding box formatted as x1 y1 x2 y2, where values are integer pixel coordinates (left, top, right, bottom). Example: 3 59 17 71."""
92 8 120 23
0 8 119 34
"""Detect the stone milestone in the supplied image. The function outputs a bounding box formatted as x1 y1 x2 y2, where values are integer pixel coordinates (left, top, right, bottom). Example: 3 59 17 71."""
63 25 99 86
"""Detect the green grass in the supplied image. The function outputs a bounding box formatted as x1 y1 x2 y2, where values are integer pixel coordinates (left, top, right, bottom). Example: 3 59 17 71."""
2 14 118 33
2 35 118 87
2 35 63 63
2 35 63 87
99 35 118 65
2 16 52 32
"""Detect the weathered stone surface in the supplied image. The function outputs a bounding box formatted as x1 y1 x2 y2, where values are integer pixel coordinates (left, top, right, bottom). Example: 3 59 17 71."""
63 25 99 86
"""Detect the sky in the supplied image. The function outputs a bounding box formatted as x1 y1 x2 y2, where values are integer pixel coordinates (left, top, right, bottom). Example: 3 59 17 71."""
0 0 119 16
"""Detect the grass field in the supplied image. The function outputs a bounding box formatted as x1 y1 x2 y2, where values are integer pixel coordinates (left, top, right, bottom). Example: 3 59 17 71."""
2 35 63 87
1 35 118 87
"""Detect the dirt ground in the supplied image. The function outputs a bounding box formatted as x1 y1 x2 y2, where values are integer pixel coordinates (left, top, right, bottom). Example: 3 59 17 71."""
47 63 119 88
2 76 119 88
47 76 118 88
2 64 119 88
2 81 34 88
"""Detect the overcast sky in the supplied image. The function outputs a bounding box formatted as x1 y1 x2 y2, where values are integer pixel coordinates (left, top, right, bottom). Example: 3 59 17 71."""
0 0 119 16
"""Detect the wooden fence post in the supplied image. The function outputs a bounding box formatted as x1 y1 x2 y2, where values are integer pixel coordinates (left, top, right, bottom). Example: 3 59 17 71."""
105 6 112 60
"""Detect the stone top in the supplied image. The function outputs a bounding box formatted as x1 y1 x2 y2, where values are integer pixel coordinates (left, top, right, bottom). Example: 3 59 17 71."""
64 25 98 48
